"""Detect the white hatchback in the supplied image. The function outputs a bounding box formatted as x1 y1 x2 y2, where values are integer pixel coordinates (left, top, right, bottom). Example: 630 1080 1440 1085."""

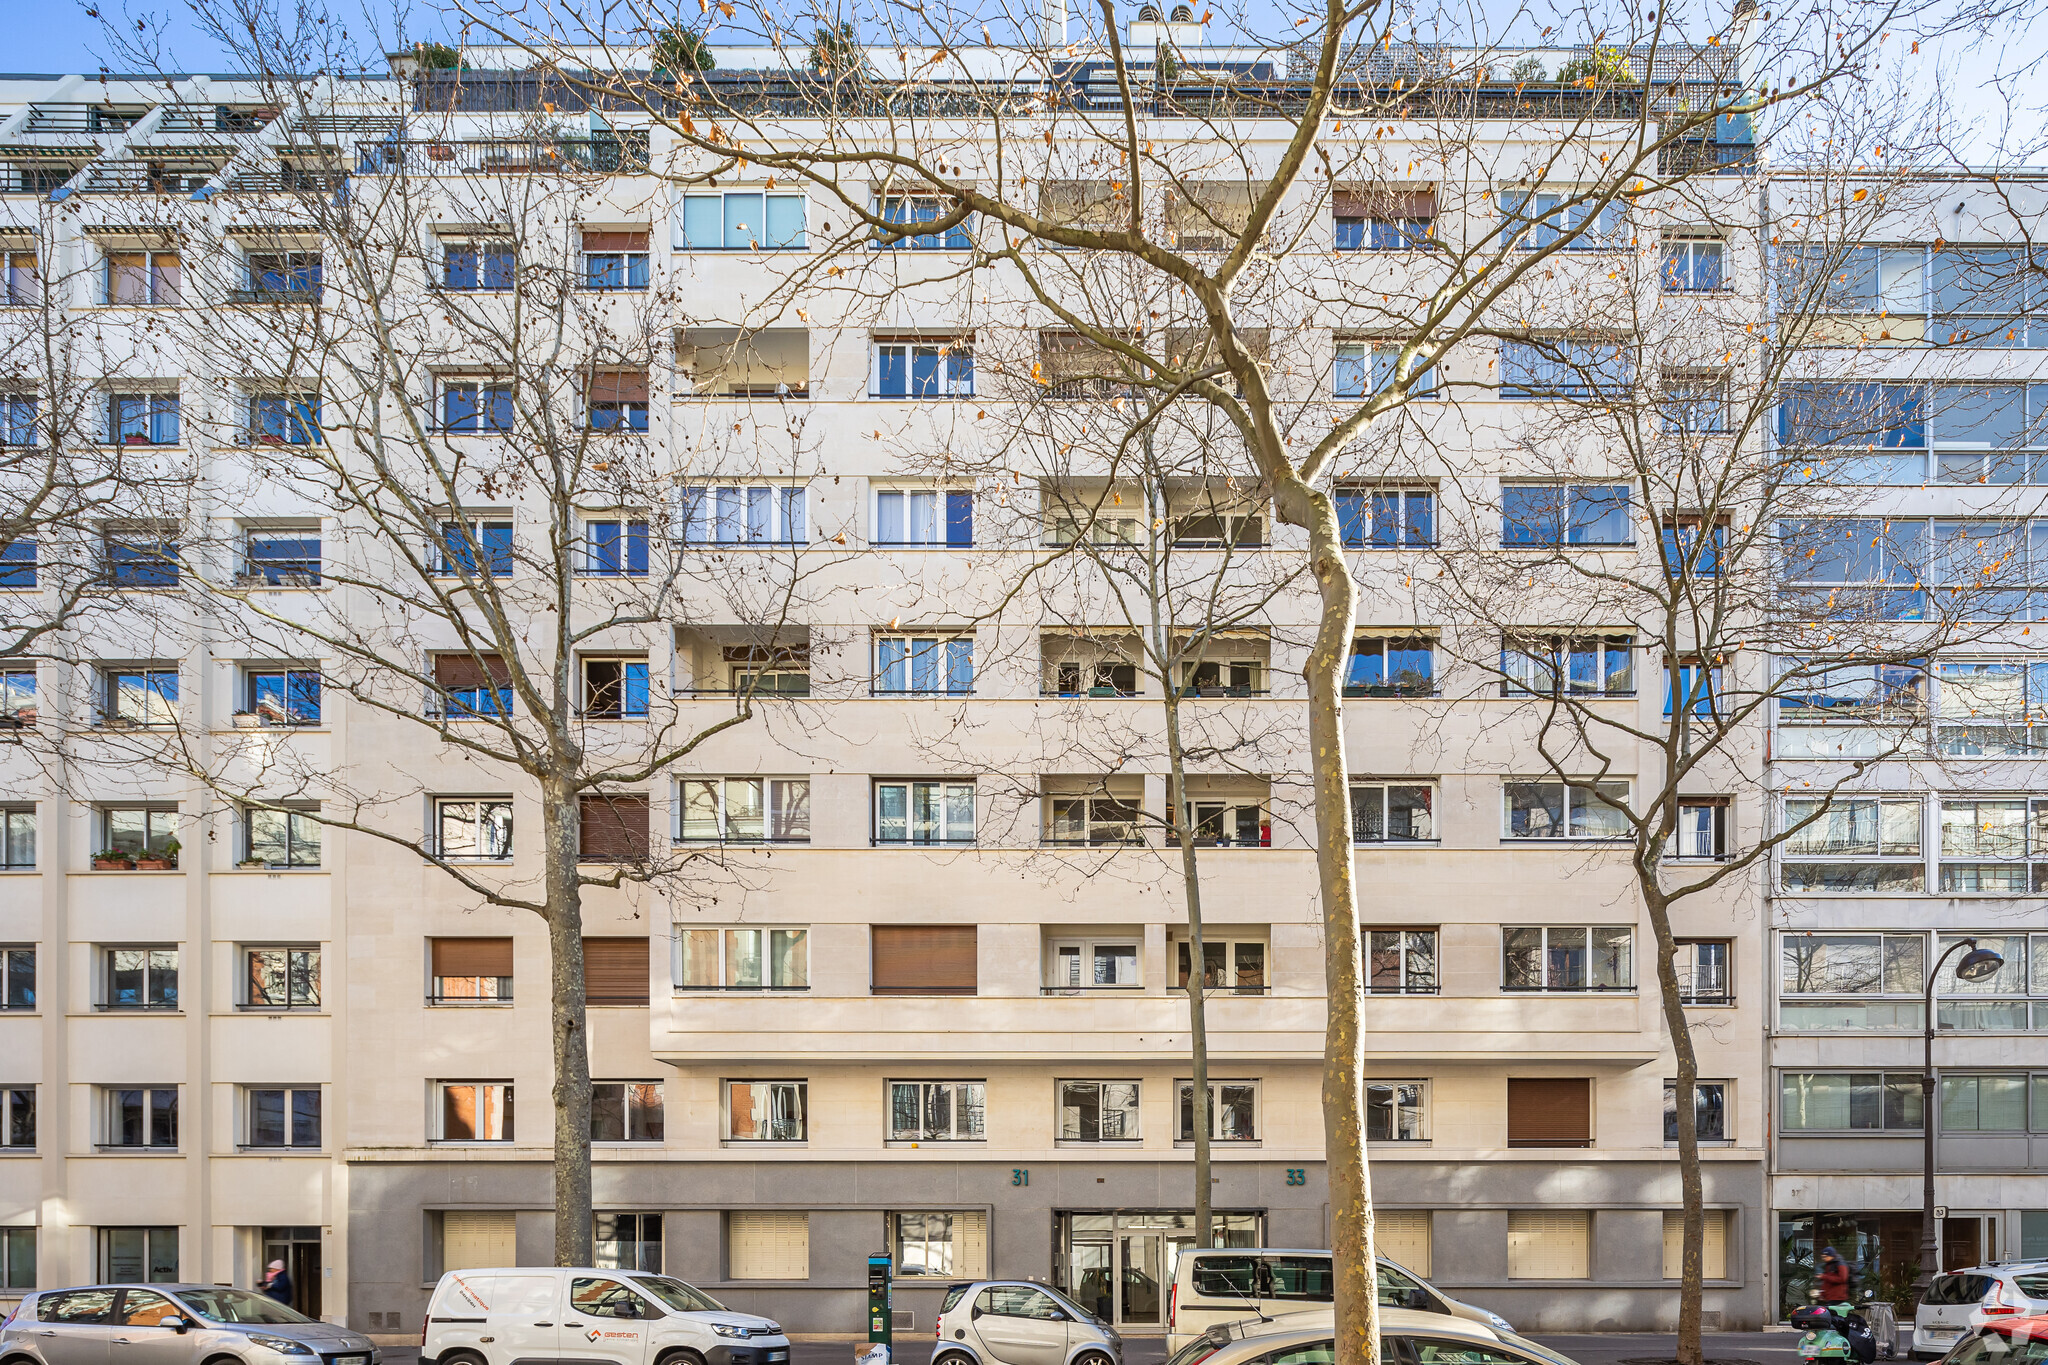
1911 1262 2048 1359
423 1267 789 1365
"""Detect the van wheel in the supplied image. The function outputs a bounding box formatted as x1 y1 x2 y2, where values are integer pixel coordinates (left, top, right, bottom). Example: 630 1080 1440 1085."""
656 1350 707 1365
435 1351 487 1365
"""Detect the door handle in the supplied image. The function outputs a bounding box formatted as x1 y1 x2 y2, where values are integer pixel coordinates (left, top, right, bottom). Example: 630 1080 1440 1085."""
565 1322 583 1328
480 1338 496 1344
116 1339 134 1345
535 1323 552 1328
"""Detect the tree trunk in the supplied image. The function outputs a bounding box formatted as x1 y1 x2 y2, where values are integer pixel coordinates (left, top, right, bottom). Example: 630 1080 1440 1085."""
1646 886 1706 1365
1301 490 1378 1365
543 776 595 1265
1163 687 1214 1249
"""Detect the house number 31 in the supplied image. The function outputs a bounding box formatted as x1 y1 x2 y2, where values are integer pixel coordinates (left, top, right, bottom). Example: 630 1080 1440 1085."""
1012 1168 1029 1186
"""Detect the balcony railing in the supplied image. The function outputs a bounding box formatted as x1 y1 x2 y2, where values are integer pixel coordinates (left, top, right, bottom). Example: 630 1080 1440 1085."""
354 133 649 177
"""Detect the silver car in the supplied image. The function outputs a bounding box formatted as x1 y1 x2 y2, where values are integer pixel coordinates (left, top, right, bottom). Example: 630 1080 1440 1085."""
0 1284 379 1365
934 1281 1123 1365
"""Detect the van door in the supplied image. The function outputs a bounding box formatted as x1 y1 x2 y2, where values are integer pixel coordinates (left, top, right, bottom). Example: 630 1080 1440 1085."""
557 1276 658 1365
443 1272 561 1365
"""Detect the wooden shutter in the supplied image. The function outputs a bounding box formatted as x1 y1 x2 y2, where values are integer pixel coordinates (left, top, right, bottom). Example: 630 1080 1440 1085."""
1376 1210 1431 1278
1507 1210 1589 1279
871 926 977 996
588 371 649 403
432 938 513 978
1506 1078 1591 1147
433 653 510 688
1663 1209 1728 1280
442 1211 516 1272
729 1211 809 1279
582 230 650 251
955 1210 990 1278
583 937 650 1005
579 794 650 860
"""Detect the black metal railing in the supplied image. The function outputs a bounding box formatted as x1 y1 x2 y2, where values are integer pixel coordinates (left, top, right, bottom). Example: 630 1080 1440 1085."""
354 133 649 177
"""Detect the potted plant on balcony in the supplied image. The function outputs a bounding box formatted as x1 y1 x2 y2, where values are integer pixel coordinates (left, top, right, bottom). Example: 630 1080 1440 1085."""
236 856 268 869
93 849 136 870
232 710 262 728
135 839 178 871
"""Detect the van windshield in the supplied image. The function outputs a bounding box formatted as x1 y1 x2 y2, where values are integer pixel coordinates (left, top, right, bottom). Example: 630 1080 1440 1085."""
628 1277 728 1314
174 1290 315 1325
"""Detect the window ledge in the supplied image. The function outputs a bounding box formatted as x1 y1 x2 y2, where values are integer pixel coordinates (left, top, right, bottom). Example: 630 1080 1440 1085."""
235 1145 324 1154
1172 1140 1262 1149
1352 840 1443 848
426 999 515 1008
233 1006 326 1014
91 1007 184 1015
674 986 810 994
0 1147 36 1155
721 1140 809 1148
885 1139 988 1148
1054 1140 1144 1149
223 866 325 874
429 1140 520 1148
92 1145 182 1155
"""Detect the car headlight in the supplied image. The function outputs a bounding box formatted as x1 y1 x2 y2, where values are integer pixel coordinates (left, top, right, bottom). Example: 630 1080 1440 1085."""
247 1336 316 1356
1486 1314 1515 1334
710 1325 748 1339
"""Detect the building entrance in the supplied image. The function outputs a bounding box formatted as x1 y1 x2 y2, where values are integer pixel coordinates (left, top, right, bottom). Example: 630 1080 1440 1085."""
262 1226 322 1319
1054 1211 1261 1331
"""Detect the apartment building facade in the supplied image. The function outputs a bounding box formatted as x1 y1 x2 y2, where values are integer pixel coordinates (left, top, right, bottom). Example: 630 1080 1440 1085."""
0 30 1864 1338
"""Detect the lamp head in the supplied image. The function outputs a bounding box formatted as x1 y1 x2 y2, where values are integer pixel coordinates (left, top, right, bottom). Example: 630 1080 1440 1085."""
1956 944 2005 982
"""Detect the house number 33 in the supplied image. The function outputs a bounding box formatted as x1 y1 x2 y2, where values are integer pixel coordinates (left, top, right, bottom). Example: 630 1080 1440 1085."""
1285 1168 1307 1186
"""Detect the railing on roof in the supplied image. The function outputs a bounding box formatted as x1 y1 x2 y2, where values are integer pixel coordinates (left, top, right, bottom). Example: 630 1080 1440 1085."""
352 132 649 175
76 161 221 195
1 164 77 195
22 104 146 135
224 166 350 195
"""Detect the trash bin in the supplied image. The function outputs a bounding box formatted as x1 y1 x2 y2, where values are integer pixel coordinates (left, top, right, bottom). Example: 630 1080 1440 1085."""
1862 1301 1899 1359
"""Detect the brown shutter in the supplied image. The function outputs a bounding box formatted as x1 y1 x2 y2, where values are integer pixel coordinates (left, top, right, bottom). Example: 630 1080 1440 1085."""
1332 191 1370 218
1390 189 1437 218
433 653 510 688
582 937 650 1005
588 371 649 403
582 230 650 251
871 925 977 996
579 794 651 860
1507 1078 1592 1148
432 937 513 978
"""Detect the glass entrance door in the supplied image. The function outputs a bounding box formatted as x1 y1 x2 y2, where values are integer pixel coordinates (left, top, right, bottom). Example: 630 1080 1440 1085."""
1119 1233 1164 1325
1055 1212 1261 1331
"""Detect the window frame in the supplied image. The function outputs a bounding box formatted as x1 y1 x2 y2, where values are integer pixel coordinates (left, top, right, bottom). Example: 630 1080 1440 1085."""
1336 488 1437 549
243 666 322 725
440 239 516 292
0 543 35 591
0 946 33 1011
579 232 651 292
674 926 811 991
106 392 180 446
593 1212 663 1273
243 803 322 868
1779 795 1926 893
434 797 514 862
1344 635 1436 698
244 946 320 1010
873 779 975 846
724 1079 808 1142
1663 1079 1731 1144
890 1212 986 1279
875 194 972 251
677 191 808 251
104 249 181 306
1676 938 1733 1005
1 807 35 869
245 392 322 446
873 487 974 548
1 1085 35 1150
431 517 514 577
1501 779 1633 840
675 777 812 845
105 533 180 589
438 378 515 434
434 1080 515 1143
590 1080 666 1144
1777 1071 1925 1133
242 531 322 587
244 250 322 296
1502 925 1636 992
102 666 180 726
103 1085 179 1148
1500 483 1634 545
1175 1078 1261 1144
581 656 651 720
1056 1079 1142 1144
1366 1079 1430 1142
1172 933 1269 994
887 1079 987 1142
244 1085 321 1150
1660 236 1727 293
870 337 975 398
580 517 651 575
103 946 179 1010
674 485 808 547
98 1227 178 1284
1499 634 1636 697
100 804 179 860
1350 783 1437 844
1043 795 1144 847
1365 928 1440 995
1937 795 2048 892
1045 937 1141 992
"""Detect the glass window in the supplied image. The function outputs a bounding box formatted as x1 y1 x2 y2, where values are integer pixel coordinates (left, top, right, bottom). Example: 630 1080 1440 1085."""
106 534 179 588
1334 344 1436 399
1500 484 1633 545
581 232 650 291
590 1082 665 1143
1365 1081 1427 1141
593 1212 662 1272
582 658 650 719
675 485 807 545
243 535 321 586
873 340 974 397
246 807 321 868
437 1082 513 1141
1501 192 1627 250
1677 939 1732 1003
3 250 39 306
435 519 513 576
246 252 322 295
2 1086 35 1148
1177 1081 1259 1141
99 1228 178 1283
1779 1072 1923 1131
1 1225 32 1291
105 668 179 726
874 780 974 844
103 806 177 858
583 519 651 575
1500 635 1634 696
246 948 319 1008
248 393 321 445
1345 637 1435 697
875 489 973 547
1048 939 1140 989
1367 930 1439 994
1779 659 1927 726
679 192 806 250
1664 1080 1728 1142
888 1081 986 1140
875 636 974 694
1779 933 1925 995
441 381 514 433
1662 238 1725 292
443 241 515 290
677 778 810 843
247 1087 320 1148
1503 926 1635 990
1351 785 1436 843
107 948 178 1009
1 946 34 1009
893 1212 985 1278
1500 342 1632 399
1781 797 1925 892
107 1087 178 1146
1337 490 1435 549
725 1080 806 1140
1502 780 1631 839
1058 1080 1140 1141
675 927 809 989
436 799 513 860
245 668 321 724
109 393 180 445
1939 1074 2029 1131
2 808 35 869
1046 797 1142 846
1175 936 1268 993
0 542 35 589
876 195 971 250
105 251 180 306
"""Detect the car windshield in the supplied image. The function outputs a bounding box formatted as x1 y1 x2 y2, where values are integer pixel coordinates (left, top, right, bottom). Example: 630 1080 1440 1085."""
174 1289 316 1325
628 1277 727 1314
1039 1285 1097 1322
1166 1336 1228 1365
1946 1334 2048 1365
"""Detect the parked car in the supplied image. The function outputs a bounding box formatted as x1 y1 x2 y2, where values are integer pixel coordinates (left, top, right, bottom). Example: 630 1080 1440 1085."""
421 1267 787 1365
1166 1248 1512 1348
1911 1263 2048 1359
1921 1313 2048 1365
1162 1306 1582 1365
933 1280 1123 1365
0 1283 378 1365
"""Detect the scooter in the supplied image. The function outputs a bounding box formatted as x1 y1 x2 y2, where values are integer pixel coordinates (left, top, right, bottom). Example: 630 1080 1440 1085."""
1793 1304 1880 1365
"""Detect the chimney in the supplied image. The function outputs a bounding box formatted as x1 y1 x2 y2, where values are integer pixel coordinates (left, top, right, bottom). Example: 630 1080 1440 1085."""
1042 0 1069 47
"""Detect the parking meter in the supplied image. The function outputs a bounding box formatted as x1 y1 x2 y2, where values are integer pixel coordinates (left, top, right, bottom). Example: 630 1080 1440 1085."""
867 1253 893 1350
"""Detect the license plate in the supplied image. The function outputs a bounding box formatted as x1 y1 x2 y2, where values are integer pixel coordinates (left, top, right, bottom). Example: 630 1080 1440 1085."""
331 1354 370 1364
767 1353 788 1361
1929 1329 1961 1338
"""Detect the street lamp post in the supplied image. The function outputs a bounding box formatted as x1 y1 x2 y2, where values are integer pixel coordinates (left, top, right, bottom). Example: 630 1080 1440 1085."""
1914 937 2006 1306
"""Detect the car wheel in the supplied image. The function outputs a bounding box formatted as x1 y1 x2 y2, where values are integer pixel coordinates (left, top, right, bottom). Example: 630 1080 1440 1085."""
1074 1351 1117 1365
934 1351 979 1365
656 1350 707 1365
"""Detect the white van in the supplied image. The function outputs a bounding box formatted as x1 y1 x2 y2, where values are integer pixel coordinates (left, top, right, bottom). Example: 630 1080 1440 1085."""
422 1267 789 1365
1166 1248 1512 1348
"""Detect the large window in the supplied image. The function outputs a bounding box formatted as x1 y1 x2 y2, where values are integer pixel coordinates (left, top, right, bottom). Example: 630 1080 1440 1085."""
1334 190 1435 251
1058 1080 1140 1142
594 1213 661 1272
1047 937 1139 990
106 251 180 305
1937 661 2048 758
436 1082 513 1141
591 1082 665 1142
102 806 178 860
432 519 513 577
442 240 514 290
875 636 973 695
1500 192 1627 250
429 938 512 1004
106 1087 178 1147
1781 796 1923 891
872 339 974 397
1351 784 1435 842
1337 488 1436 549
106 531 180 588
108 392 179 445
1938 1074 2030 1131
1780 518 1928 618
436 799 513 860
1500 341 1632 399
581 518 650 575
1184 798 1269 847
1177 1081 1259 1142
581 231 650 291
1779 1072 1923 1131
678 778 811 843
1175 934 1267 993
675 926 809 990
1503 926 1634 991
0 546 34 590
100 1228 177 1283
246 947 319 1009
875 489 973 547
247 393 321 445
1366 929 1439 995
1939 797 2048 891
246 1087 320 1149
1500 484 1632 544
1045 796 1142 846
1503 780 1630 839
245 251 322 297
106 948 178 1009
440 380 514 433
675 485 807 546
874 780 974 844
726 1080 806 1140
888 1080 986 1141
1 947 33 1009
1333 344 1437 400
244 666 321 724
1663 1080 1729 1143
877 194 972 249
1661 236 1726 292
678 192 806 251
103 667 179 726
581 657 650 719
245 806 321 868
1366 1081 1428 1141
1777 931 1925 1031
1345 636 1435 697
892 1212 987 1279
1500 634 1635 696
2 808 33 869
2 1086 34 1149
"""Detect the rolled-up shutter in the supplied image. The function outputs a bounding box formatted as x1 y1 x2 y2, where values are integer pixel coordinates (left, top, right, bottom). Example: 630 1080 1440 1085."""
579 794 650 860
1663 1209 1728 1279
433 653 510 688
729 1212 808 1280
432 938 513 978
583 937 650 1005
872 926 976 996
1376 1210 1431 1277
1508 1210 1589 1279
582 230 650 251
1506 1078 1591 1147
1332 191 1370 218
1389 189 1436 218
588 371 649 403
442 1211 516 1273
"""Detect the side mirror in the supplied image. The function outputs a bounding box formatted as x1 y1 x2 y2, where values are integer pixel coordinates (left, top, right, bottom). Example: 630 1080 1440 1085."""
165 1319 190 1335
1047 1311 1067 1322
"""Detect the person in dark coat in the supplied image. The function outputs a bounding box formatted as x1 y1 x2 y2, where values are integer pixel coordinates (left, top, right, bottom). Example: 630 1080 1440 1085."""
262 1260 295 1305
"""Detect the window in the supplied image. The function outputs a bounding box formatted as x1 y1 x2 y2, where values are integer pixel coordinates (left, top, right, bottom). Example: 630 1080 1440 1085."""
1781 796 1924 892
1779 932 1925 1005
1501 191 1627 250
0 947 32 1009
678 192 806 250
1366 1080 1428 1141
247 1087 320 1149
1500 484 1632 545
1048 657 1139 696
872 925 977 996
0 395 36 447
874 780 974 844
1045 796 1142 846
430 938 513 1003
1178 1080 1259 1142
245 251 322 296
1660 519 1727 576
1334 190 1435 250
875 489 973 547
1170 512 1265 548
1181 658 1264 698
1504 927 1634 991
1046 512 1141 547
1664 1080 1729 1143
434 519 513 577
1676 939 1732 1005
1661 236 1726 292
1501 340 1632 399
1506 1078 1592 1148
1937 661 2048 758
1 1226 29 1291
1346 635 1435 696
586 372 649 432
1660 373 1730 434
0 542 34 590
100 1228 178 1283
675 927 810 991
1662 1210 1730 1280
246 947 319 1009
1778 659 1928 742
106 250 181 305
243 535 322 586
1332 342 1437 399
889 1081 986 1141
1337 489 1435 548
728 1211 808 1280
1502 781 1631 840
877 194 971 250
248 393 321 445
677 778 811 843
675 485 806 545
1059 1080 1140 1141
443 240 514 290
1929 384 2032 484
725 647 811 696
726 1080 806 1140
0 669 32 728
1 809 33 869
1776 388 1929 481
1184 798 1269 847
102 806 178 859
3 249 38 306
1174 934 1267 993
872 339 974 397
1500 634 1636 697
108 393 180 445
892 1212 987 1278
102 667 178 726
246 805 321 868
1 1086 33 1148
435 799 513 860
106 1087 178 1147
579 794 651 862
436 1082 514 1141
1779 1072 1924 1131
106 533 179 588
1939 1074 2030 1131
432 654 512 718
591 1082 665 1142
1939 797 2048 891
582 518 650 575
594 1213 662 1272
583 937 651 1006
874 636 973 696
1366 929 1438 994
244 667 321 725
1351 785 1435 842
104 948 178 1010
581 230 650 290
1047 938 1139 990
1931 247 2037 347
1670 801 1729 860
575 658 652 722
440 380 514 433
1665 659 1723 717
